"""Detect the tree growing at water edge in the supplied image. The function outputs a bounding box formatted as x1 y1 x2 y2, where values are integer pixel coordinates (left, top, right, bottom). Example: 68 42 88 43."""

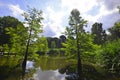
64 9 87 80
22 7 43 75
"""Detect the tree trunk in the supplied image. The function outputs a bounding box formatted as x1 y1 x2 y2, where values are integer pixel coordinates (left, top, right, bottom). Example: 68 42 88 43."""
76 27 82 80
77 48 82 80
22 29 32 76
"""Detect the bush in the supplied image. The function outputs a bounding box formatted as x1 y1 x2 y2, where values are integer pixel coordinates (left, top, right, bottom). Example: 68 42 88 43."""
98 39 120 74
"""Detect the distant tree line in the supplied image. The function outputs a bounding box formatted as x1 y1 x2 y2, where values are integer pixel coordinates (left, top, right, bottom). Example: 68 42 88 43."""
47 35 66 49
0 16 120 54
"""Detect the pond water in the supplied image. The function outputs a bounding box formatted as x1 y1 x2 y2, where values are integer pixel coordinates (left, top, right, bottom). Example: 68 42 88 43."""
1 57 120 80
0 57 74 80
26 61 34 69
25 60 67 80
33 67 66 80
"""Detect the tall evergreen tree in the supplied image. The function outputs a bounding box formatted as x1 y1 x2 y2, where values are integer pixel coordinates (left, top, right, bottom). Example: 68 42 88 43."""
64 9 87 80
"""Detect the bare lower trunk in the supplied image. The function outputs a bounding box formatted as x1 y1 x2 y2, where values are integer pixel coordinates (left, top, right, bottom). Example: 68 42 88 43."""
76 29 82 80
77 50 82 80
22 29 32 76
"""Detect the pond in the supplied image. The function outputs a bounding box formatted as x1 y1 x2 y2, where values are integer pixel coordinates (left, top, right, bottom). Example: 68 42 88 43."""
23 60 67 80
0 56 75 80
0 56 120 80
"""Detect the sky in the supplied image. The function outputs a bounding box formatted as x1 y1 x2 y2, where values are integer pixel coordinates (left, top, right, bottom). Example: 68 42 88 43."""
0 0 120 37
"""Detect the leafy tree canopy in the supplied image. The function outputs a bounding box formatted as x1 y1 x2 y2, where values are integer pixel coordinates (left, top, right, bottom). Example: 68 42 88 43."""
0 16 22 46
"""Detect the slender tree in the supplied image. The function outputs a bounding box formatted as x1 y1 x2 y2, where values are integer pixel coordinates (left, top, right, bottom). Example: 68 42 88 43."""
22 7 43 75
64 9 87 80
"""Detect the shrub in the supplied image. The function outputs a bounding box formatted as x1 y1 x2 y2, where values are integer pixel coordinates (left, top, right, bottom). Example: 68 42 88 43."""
98 39 120 74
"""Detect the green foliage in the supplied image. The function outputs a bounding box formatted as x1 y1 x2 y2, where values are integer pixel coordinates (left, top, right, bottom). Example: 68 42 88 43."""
47 49 61 56
22 7 44 61
51 41 56 49
5 23 28 55
63 9 99 61
80 33 101 62
63 9 87 58
91 22 107 45
2 44 9 52
97 39 120 74
0 16 20 45
108 22 120 40
22 7 43 39
62 38 76 57
34 36 48 53
29 53 39 61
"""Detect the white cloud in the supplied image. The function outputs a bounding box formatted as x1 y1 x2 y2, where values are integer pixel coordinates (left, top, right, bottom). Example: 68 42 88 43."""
43 0 100 36
61 0 98 13
8 4 24 17
43 6 65 37
42 0 120 36
84 4 118 22
46 6 64 25
60 0 100 32
97 5 118 19
43 0 99 37
1 0 119 37
80 0 119 31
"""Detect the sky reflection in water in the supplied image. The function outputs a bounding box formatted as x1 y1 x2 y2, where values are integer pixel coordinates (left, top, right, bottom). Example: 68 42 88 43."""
26 61 34 69
26 61 67 80
33 67 66 80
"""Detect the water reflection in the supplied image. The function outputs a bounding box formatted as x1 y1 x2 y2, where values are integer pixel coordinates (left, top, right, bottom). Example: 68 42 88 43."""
1 57 120 80
33 67 66 80
26 61 34 69
25 60 67 80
